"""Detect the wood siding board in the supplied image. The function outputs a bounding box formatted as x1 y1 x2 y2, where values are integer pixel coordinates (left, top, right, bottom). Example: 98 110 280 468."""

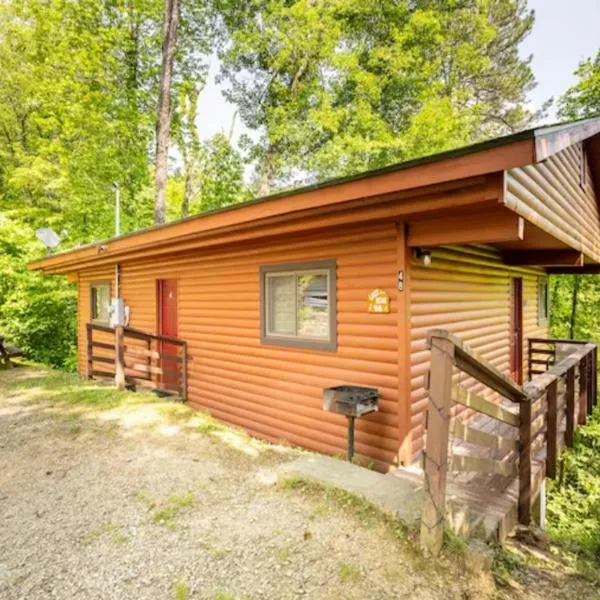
506 143 600 263
409 245 547 460
77 222 402 468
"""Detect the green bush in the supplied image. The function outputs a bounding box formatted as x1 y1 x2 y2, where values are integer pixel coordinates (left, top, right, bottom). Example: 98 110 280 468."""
0 272 77 370
547 406 600 565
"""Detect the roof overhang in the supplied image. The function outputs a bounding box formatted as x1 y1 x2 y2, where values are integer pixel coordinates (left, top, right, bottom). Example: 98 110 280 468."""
29 116 600 274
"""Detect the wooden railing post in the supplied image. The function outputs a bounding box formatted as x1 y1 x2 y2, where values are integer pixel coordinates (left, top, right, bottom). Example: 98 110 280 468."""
115 325 125 391
146 337 152 381
591 347 597 410
546 380 558 479
420 334 455 556
86 323 93 380
578 357 588 425
593 347 598 408
518 398 532 524
586 353 594 415
181 342 188 401
566 366 576 447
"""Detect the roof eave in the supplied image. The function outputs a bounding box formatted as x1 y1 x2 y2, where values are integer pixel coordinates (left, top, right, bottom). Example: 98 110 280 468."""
534 117 600 162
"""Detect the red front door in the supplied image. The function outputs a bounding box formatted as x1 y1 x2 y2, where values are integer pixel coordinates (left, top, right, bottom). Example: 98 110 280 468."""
510 277 523 384
157 279 178 387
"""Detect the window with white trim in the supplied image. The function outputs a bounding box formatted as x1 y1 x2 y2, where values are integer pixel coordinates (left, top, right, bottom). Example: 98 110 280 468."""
260 260 336 351
90 282 111 324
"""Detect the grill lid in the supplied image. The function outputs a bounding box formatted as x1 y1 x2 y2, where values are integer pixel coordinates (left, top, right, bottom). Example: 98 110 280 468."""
322 385 379 417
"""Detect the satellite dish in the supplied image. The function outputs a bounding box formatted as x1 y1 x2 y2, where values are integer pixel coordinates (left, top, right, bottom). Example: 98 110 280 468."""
35 228 61 250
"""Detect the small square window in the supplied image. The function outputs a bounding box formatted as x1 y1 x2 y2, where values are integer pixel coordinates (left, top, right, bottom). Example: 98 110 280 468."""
538 278 549 326
90 282 111 324
260 260 336 351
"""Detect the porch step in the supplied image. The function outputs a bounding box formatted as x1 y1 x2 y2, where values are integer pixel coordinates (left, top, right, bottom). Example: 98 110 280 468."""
279 455 422 526
390 464 532 543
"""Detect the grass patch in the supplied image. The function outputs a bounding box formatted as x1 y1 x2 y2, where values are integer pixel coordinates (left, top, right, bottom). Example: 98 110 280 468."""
173 580 190 600
492 546 525 587
338 561 362 582
279 476 408 542
208 546 229 560
159 403 195 424
1 369 159 410
197 417 223 435
66 413 83 436
443 527 468 555
83 522 119 545
134 490 158 509
213 593 235 600
277 543 291 562
152 493 195 527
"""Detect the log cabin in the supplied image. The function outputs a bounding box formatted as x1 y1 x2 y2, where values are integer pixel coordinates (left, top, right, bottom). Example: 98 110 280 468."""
30 117 600 474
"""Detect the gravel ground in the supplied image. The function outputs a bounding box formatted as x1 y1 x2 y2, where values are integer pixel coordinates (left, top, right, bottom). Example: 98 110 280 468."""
0 366 573 600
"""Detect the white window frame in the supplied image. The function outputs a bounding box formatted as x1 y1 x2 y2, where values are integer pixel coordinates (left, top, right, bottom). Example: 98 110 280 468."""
90 281 111 325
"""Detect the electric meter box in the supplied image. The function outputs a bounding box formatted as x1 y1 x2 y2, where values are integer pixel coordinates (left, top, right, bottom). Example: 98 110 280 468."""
109 298 127 327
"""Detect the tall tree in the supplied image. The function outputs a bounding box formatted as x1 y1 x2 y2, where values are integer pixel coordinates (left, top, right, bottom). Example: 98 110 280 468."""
154 0 180 224
558 50 600 120
217 0 540 191
218 0 344 195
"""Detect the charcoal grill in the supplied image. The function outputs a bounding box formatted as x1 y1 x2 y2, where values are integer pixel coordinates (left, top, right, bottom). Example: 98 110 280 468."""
322 385 379 461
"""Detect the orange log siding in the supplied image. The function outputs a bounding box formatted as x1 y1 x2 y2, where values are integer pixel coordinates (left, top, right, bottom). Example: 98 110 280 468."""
77 223 404 469
36 123 600 470
77 235 554 467
505 142 600 262
409 245 548 459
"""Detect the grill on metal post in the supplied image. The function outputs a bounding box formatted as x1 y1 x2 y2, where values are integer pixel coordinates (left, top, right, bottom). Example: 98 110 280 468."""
322 385 379 462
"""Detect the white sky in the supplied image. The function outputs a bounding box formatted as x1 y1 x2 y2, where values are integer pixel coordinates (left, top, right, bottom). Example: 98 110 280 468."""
520 0 600 120
196 0 600 144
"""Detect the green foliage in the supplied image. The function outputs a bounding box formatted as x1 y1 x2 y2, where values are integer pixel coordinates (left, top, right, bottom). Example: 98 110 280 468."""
492 546 524 587
546 406 600 569
170 133 250 219
558 50 600 119
0 216 77 370
279 476 408 541
550 275 600 341
442 527 468 555
338 561 362 582
173 580 190 600
1 273 77 370
218 0 539 191
547 274 600 574
152 493 195 526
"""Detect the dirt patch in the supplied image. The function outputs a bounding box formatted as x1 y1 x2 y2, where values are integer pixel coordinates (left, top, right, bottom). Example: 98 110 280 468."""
0 367 595 600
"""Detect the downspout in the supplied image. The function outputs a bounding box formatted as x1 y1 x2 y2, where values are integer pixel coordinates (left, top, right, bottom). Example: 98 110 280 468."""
113 182 121 300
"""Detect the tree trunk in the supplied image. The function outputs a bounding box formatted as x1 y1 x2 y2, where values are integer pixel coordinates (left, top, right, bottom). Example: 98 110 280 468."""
154 0 180 225
181 169 193 218
257 146 276 197
569 276 581 339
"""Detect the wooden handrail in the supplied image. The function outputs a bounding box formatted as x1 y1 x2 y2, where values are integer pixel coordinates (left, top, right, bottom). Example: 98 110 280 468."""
420 329 598 556
427 329 528 403
86 322 188 400
528 337 592 345
88 322 186 347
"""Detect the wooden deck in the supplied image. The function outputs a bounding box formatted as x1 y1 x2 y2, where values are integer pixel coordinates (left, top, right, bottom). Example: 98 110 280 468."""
415 330 597 554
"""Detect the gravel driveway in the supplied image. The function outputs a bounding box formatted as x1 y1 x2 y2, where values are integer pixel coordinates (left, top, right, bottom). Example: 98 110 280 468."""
0 367 497 599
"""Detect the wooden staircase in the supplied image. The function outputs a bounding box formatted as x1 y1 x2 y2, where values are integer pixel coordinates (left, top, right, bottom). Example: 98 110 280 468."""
419 329 597 555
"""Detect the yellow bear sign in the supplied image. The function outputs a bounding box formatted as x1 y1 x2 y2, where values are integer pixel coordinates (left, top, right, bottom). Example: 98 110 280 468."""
367 289 390 313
